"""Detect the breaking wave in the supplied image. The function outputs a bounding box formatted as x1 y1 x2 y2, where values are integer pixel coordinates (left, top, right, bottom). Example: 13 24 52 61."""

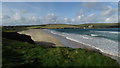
45 29 119 57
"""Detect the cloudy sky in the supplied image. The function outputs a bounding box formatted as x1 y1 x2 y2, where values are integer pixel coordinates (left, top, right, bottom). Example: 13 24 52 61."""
1 2 118 26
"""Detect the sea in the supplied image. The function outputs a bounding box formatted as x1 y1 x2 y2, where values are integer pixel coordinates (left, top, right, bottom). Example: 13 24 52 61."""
46 28 120 57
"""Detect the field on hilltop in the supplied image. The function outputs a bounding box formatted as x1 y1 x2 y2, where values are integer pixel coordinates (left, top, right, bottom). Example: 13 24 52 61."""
2 23 119 32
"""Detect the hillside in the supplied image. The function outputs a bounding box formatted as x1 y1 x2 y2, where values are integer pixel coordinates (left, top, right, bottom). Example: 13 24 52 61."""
2 23 120 67
2 23 119 32
2 38 119 67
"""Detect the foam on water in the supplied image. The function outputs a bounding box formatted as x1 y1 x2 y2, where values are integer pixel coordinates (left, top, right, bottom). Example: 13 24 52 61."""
45 29 119 57
90 34 98 37
95 31 120 34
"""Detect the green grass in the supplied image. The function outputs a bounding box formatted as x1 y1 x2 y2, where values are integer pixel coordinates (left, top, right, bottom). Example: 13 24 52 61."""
2 23 119 67
77 23 119 28
2 26 29 32
2 38 119 67
2 23 119 32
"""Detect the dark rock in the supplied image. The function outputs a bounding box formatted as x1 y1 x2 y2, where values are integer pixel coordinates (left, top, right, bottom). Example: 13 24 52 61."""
2 32 35 44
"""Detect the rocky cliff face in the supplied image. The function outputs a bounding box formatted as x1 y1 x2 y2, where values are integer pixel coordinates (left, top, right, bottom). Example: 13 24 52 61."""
2 32 35 44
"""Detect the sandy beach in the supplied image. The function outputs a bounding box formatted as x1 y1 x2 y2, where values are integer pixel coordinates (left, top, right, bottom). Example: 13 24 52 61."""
18 29 63 47
18 29 96 50
18 29 120 64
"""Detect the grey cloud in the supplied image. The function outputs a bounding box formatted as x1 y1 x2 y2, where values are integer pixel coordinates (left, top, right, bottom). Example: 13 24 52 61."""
64 18 71 23
43 13 58 23
30 16 40 22
20 9 28 14
2 14 10 20
101 6 118 17
2 3 118 26
12 13 25 22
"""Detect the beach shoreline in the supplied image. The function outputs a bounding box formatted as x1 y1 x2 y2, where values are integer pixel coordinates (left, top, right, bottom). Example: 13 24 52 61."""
18 29 120 64
45 29 120 64
18 29 97 51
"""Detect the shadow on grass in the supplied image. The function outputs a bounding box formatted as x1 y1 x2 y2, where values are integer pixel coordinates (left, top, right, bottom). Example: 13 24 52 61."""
35 41 56 48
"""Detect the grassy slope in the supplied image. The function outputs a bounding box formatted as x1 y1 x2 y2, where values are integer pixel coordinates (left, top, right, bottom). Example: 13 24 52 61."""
77 23 119 28
2 23 120 67
26 23 119 29
2 38 119 67
2 23 119 32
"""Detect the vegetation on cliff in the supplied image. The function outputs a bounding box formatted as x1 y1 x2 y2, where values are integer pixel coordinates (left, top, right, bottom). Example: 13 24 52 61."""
2 38 119 67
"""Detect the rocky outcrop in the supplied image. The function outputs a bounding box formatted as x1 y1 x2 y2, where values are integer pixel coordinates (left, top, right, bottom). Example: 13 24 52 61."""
2 32 35 44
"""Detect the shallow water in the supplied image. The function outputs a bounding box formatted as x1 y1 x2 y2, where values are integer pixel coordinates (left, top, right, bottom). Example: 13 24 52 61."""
45 28 120 57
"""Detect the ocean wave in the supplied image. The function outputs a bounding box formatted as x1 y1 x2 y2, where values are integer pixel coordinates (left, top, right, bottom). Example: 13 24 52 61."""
95 31 120 34
46 29 119 57
81 35 92 39
65 37 97 49
65 36 113 55
90 34 98 37
109 32 120 34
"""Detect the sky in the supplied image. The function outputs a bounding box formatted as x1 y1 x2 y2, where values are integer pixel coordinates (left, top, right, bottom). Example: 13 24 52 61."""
1 2 119 26
2 0 120 2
